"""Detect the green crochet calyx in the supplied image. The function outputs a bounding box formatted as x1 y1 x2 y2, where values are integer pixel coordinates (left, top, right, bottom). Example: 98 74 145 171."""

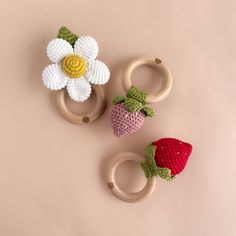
57 26 78 46
141 144 175 180
112 86 155 117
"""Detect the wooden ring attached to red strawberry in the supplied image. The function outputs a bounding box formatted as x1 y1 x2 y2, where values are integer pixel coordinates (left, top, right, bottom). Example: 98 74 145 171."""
110 57 172 137
106 138 192 203
56 85 106 124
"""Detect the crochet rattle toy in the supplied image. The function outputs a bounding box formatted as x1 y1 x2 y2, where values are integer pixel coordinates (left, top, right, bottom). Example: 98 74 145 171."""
42 26 110 124
106 138 192 202
110 57 172 137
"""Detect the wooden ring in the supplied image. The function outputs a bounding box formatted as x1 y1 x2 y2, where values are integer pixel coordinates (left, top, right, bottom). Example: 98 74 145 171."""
106 152 156 203
122 56 173 103
55 85 106 124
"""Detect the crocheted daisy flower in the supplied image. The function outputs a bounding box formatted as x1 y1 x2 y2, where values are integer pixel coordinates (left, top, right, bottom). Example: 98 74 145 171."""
42 35 110 102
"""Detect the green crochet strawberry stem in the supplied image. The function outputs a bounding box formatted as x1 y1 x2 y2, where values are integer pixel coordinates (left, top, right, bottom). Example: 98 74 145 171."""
142 106 155 117
124 97 143 112
127 86 147 104
112 86 155 117
141 144 175 181
57 26 78 46
112 96 126 104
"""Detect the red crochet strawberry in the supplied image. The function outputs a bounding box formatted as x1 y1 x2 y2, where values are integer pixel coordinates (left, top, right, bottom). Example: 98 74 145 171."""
141 138 192 180
110 86 155 137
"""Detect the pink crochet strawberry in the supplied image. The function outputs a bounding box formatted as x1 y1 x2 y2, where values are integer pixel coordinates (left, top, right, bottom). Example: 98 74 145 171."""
141 138 192 180
110 86 155 137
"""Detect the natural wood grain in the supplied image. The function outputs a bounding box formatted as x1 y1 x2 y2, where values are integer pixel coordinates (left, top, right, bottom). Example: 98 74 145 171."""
106 152 156 203
55 86 106 124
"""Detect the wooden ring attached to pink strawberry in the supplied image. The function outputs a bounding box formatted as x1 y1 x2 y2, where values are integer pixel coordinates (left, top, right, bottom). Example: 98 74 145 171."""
110 57 173 137
106 138 192 203
123 57 173 103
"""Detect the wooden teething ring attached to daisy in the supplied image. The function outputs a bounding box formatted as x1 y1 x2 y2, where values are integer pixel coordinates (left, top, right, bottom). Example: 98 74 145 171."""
110 57 173 136
42 27 110 124
106 138 193 203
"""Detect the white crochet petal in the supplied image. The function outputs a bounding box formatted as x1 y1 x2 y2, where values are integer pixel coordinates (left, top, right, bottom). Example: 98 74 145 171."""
85 60 110 85
42 64 69 90
74 36 99 60
66 77 92 102
47 38 73 63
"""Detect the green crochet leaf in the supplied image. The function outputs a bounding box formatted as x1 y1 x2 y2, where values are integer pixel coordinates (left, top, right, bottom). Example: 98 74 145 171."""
141 144 175 180
57 26 78 46
142 106 155 117
113 96 126 104
141 145 159 178
124 98 143 112
146 144 156 162
127 86 147 104
157 168 175 181
112 86 156 116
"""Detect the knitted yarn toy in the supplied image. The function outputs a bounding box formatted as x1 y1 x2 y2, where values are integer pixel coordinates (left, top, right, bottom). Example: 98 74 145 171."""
42 26 110 103
110 56 173 137
110 86 155 137
141 138 192 180
106 137 192 202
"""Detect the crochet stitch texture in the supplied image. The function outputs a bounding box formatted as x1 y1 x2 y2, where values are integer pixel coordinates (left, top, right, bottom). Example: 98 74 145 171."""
62 55 87 78
110 103 145 137
110 86 155 137
42 26 110 102
57 26 78 46
141 138 192 179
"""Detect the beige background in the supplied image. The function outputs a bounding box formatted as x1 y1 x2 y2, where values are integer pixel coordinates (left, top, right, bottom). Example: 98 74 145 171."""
0 0 235 235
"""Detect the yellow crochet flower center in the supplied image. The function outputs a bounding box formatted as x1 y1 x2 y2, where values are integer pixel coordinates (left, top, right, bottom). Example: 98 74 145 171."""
62 55 87 78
